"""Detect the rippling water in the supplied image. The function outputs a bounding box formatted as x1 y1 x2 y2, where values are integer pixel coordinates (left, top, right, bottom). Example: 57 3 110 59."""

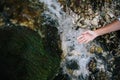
39 0 120 80
39 0 95 79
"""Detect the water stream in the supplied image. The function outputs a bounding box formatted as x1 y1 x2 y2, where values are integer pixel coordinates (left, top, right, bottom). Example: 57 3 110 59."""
39 0 109 80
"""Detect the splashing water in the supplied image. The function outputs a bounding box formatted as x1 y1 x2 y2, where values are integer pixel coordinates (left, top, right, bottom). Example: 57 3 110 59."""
39 0 95 79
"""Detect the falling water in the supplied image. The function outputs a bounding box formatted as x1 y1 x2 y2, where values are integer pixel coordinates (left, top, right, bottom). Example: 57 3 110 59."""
39 0 95 79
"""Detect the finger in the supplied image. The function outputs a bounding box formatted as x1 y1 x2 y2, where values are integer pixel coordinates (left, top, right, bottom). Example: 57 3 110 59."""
84 40 90 43
77 36 85 42
78 37 87 43
77 35 84 40
79 39 88 44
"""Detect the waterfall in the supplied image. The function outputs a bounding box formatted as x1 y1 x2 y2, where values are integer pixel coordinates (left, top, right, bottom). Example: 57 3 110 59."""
39 0 95 79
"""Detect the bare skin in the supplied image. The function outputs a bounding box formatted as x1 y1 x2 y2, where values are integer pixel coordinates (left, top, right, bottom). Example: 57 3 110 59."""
77 20 120 43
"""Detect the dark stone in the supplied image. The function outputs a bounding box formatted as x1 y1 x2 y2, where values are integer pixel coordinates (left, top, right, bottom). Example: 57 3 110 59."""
0 25 61 80
66 60 79 70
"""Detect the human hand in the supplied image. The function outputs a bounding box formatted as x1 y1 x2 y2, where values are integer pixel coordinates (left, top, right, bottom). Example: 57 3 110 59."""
77 30 98 43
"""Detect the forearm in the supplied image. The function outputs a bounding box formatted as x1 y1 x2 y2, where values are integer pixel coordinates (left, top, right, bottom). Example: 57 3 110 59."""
94 20 120 37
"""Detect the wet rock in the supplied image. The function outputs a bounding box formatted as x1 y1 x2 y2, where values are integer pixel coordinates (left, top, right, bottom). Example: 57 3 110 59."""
59 0 120 80
0 0 63 80
66 60 79 70
0 25 61 80
0 0 43 30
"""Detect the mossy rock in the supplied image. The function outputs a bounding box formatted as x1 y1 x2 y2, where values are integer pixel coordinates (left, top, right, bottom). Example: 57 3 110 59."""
0 25 61 80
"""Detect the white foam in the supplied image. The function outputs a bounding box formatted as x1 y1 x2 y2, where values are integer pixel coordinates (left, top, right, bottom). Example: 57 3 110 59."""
39 0 94 79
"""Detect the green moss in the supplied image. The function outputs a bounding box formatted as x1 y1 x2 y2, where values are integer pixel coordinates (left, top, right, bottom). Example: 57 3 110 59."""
0 25 60 80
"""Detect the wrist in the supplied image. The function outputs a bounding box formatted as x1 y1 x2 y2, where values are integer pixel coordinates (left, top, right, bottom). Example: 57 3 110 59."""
93 30 100 37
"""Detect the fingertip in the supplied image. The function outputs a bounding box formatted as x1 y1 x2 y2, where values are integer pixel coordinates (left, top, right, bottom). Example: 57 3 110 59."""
77 35 83 40
84 40 89 44
78 38 88 44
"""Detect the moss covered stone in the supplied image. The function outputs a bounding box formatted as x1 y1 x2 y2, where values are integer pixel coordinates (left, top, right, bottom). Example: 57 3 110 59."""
0 25 61 80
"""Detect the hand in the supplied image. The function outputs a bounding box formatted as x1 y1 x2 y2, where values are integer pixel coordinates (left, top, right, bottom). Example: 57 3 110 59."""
77 30 98 43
